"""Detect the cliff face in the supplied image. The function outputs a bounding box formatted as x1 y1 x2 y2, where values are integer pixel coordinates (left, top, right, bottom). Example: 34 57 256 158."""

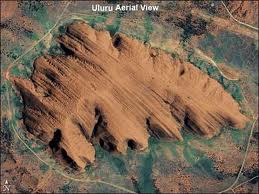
14 22 247 169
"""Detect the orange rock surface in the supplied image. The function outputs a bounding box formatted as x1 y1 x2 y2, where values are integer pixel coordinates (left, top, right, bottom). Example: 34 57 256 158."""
14 22 248 169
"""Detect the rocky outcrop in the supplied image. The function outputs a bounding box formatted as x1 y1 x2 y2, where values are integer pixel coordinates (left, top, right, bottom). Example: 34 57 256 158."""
14 22 248 169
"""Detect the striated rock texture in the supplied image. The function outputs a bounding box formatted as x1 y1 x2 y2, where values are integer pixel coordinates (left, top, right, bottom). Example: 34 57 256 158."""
14 22 247 169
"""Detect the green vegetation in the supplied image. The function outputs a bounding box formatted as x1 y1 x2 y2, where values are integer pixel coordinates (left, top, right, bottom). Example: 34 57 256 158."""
156 139 180 158
16 136 46 155
178 130 222 179
1 80 10 111
183 144 204 165
11 66 30 79
228 127 249 147
199 32 258 75
21 1 52 30
143 14 153 43
86 15 107 28
48 42 65 56
60 182 71 193
32 144 47 153
84 164 94 174
171 52 180 59
12 94 23 108
134 137 159 193
99 12 109 18
20 56 33 70
10 66 20 76
179 130 206 165
40 163 49 173
189 155 222 179
1 117 13 147
136 151 156 193
95 145 128 175
7 46 23 60
58 25 66 34
16 41 47 78
188 53 244 103
49 22 73 56
24 30 39 41
0 81 9 95
1 117 14 163
106 14 121 36
222 79 244 102
117 10 128 18
14 109 22 120
121 14 153 44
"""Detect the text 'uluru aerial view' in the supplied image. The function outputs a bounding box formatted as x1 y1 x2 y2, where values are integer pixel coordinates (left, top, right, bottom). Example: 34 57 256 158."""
1 1 258 193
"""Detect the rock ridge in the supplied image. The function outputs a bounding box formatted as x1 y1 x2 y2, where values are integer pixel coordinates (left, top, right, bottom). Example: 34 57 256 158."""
14 22 248 169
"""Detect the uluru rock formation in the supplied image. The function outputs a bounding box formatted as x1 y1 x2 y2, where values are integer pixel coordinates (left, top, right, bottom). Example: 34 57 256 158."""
14 22 248 169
